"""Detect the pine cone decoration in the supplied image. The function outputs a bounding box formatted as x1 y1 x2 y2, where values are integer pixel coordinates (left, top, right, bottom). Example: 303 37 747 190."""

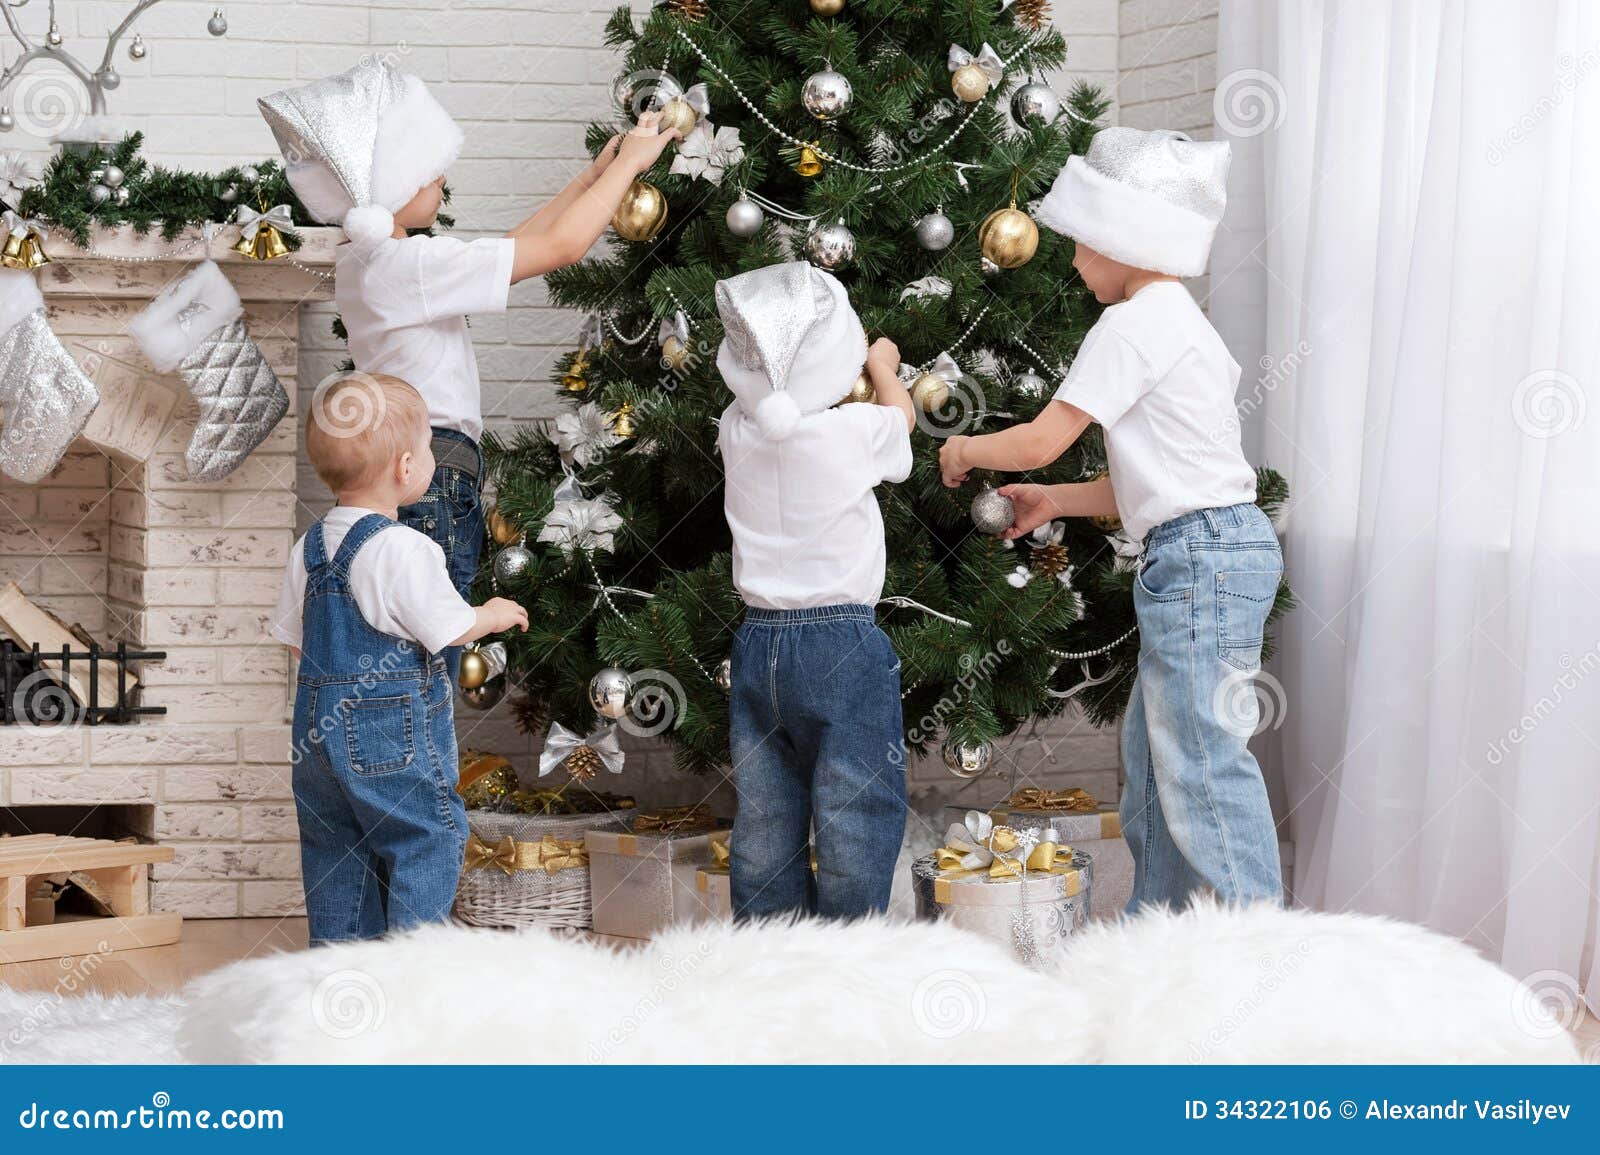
1030 541 1071 578
665 0 708 20
1011 0 1053 30
510 693 548 738
565 744 603 781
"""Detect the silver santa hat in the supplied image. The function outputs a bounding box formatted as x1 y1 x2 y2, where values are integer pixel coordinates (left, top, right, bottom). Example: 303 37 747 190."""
715 261 867 442
257 58 463 248
1035 127 1231 278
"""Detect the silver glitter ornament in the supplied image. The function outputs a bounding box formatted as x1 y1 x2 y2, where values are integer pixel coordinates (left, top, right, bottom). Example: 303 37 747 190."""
493 543 533 587
915 211 954 251
715 657 732 693
804 219 855 270
102 165 125 189
100 67 121 91
1010 82 1060 126
129 33 147 60
588 667 632 720
941 736 992 779
725 195 764 237
1015 370 1049 398
800 68 852 122
240 165 260 184
113 186 130 206
460 677 506 711
89 184 112 206
970 486 1015 535
0 309 102 483
220 184 238 203
0 108 13 133
207 9 229 37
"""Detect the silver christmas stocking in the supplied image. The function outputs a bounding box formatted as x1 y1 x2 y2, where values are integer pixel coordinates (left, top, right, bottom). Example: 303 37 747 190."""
0 270 101 484
129 259 289 482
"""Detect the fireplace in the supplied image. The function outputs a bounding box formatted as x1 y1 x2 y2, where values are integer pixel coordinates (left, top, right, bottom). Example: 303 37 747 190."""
0 226 337 919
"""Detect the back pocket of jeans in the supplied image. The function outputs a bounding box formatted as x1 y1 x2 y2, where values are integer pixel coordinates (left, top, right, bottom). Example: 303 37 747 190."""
1216 569 1280 670
344 694 416 776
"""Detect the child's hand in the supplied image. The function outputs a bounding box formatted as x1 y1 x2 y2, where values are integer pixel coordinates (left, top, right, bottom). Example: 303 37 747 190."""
939 436 971 488
617 111 683 174
867 336 900 376
478 597 530 634
996 484 1058 540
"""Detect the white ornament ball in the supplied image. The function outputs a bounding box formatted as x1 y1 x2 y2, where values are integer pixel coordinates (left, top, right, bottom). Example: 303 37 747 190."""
241 165 260 184
725 195 764 238
1010 82 1061 126
970 487 1015 535
207 9 229 37
588 667 633 720
915 211 955 251
89 184 112 206
941 736 993 779
47 25 63 48
805 220 856 270
801 68 853 122
1015 370 1049 398
220 184 238 203
102 165 125 189
492 543 533 587
129 34 147 60
100 67 121 91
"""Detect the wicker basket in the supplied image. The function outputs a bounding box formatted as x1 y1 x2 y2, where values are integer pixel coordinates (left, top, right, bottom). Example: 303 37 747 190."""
452 809 628 930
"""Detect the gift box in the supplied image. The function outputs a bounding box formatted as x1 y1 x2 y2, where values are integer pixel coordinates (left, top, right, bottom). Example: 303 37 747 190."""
587 807 731 939
694 867 732 921
943 788 1120 844
452 808 627 930
911 848 1094 968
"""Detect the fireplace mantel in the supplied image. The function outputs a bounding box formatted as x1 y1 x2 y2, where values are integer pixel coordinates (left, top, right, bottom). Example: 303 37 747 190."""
0 226 345 920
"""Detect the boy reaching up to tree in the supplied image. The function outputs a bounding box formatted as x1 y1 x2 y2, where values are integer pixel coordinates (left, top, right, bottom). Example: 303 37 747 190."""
715 261 915 921
938 127 1284 913
258 58 677 677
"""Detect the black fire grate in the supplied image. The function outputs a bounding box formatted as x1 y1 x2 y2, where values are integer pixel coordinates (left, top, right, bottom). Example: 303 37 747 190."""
0 640 166 726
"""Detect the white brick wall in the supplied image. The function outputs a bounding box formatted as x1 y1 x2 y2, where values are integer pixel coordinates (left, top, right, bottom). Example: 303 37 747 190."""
1117 0 1220 137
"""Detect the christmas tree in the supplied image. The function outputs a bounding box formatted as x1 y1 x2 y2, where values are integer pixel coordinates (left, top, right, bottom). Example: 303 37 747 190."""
482 0 1290 777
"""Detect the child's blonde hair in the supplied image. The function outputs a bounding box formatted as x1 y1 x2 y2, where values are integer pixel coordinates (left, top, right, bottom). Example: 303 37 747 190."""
306 372 429 493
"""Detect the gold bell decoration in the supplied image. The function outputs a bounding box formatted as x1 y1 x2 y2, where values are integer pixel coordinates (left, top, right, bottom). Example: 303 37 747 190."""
979 175 1040 270
794 141 824 178
561 350 590 392
0 212 48 270
232 203 295 261
612 179 669 242
610 401 637 439
839 371 875 406
488 505 521 546
809 0 845 13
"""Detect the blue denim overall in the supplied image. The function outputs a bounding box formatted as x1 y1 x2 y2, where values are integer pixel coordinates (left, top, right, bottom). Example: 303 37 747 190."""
290 513 468 944
399 427 485 682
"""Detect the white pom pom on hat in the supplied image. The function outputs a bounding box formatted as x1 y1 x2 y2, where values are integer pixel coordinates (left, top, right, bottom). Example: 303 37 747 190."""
341 205 395 247
754 392 803 441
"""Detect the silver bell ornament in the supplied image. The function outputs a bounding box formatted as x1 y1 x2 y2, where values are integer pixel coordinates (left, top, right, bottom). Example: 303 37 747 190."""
1010 81 1061 126
970 486 1015 535
801 68 853 122
129 33 147 60
941 736 993 779
207 9 229 37
1015 370 1049 399
492 543 533 587
588 667 633 720
915 211 955 252
805 219 856 271
726 194 764 238
715 657 732 693
99 67 121 91
459 677 507 711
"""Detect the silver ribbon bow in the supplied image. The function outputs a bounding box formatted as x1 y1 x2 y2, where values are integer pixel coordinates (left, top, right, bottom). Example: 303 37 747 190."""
578 313 606 350
678 82 711 117
657 310 690 348
924 351 963 385
2 209 45 242
947 43 1005 84
235 204 298 242
1030 520 1066 547
538 721 625 778
901 275 952 302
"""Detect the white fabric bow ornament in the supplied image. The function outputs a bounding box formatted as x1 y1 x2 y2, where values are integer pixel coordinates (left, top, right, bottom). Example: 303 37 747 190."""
234 204 298 244
577 313 606 351
538 722 625 777
537 492 622 556
551 401 620 467
923 351 962 388
901 275 952 302
0 153 39 211
947 43 1006 85
942 810 999 870
2 209 45 247
658 310 690 348
1107 530 1143 573
671 121 745 185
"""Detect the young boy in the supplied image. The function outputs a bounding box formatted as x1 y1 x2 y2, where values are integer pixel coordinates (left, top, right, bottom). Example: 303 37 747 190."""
715 261 915 920
939 127 1283 912
258 59 678 673
270 373 528 943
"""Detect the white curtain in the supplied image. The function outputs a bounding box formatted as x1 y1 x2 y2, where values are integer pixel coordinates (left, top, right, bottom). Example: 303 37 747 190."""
1211 0 1600 1010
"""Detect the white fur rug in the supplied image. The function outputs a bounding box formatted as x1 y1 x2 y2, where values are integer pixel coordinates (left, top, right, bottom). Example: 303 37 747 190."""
0 903 1580 1064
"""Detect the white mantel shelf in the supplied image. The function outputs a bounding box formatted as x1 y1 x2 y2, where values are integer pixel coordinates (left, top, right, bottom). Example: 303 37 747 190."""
39 225 342 302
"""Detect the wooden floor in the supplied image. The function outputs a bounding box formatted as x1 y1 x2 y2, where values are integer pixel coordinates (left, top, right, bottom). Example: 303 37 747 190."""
2 918 1597 1059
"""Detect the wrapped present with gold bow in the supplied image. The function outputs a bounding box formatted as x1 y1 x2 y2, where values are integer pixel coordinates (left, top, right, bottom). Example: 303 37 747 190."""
910 809 1095 968
452 807 630 931
943 791 1127 918
586 808 732 939
693 833 734 921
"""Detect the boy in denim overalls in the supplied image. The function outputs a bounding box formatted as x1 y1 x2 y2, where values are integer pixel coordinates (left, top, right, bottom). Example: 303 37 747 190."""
270 373 528 943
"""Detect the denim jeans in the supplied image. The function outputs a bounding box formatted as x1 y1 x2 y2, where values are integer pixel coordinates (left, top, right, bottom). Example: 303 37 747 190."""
1120 502 1284 912
291 513 469 944
398 427 485 682
728 605 907 920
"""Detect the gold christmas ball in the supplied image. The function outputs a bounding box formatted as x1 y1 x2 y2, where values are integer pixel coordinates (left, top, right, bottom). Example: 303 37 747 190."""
459 646 490 690
660 334 691 371
657 97 699 137
951 63 992 103
910 372 949 412
809 0 845 13
612 180 668 242
487 506 520 546
839 371 875 405
979 205 1040 269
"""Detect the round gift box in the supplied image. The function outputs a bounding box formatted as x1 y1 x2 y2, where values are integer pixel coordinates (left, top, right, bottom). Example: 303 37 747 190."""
911 849 1094 966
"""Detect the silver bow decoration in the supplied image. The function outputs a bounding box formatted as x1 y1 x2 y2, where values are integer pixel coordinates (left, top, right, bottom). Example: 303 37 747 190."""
948 42 1005 84
2 209 45 243
537 491 623 556
235 204 298 243
538 721 625 778
942 810 999 870
670 121 745 185
1030 520 1066 547
678 82 711 117
553 468 585 503
577 313 606 351
923 351 962 386
657 310 690 348
901 275 952 302
1107 530 1144 573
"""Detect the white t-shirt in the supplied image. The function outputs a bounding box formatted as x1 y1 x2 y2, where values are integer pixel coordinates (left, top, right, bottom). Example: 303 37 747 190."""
718 401 913 609
1054 281 1257 542
269 507 476 656
335 234 516 441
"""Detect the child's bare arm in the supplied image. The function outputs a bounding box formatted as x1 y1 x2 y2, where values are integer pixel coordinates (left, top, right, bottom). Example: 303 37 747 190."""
938 400 1092 486
449 597 530 647
996 476 1117 539
866 337 915 431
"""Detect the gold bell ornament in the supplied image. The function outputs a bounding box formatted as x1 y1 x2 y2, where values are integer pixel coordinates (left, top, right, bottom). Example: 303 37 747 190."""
232 203 295 261
610 401 637 439
979 175 1040 270
948 42 1005 103
562 350 591 392
612 179 669 242
0 212 49 270
487 505 521 546
794 141 824 178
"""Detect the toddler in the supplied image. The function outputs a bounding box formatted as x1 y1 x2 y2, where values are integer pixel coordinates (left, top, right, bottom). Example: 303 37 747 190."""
939 127 1283 911
716 261 915 920
270 373 528 943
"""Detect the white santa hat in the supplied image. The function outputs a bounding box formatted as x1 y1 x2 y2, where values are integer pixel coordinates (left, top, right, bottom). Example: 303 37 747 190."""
1034 126 1231 278
257 58 463 248
715 262 867 442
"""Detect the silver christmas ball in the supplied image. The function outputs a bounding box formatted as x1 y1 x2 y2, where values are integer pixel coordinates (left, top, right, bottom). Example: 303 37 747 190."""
459 677 506 711
588 667 633 720
492 543 533 587
612 70 679 117
941 736 993 779
726 195 764 238
0 108 13 133
715 657 732 693
970 487 1015 535
1015 370 1049 398
47 25 62 47
1010 82 1061 127
113 186 130 206
129 34 147 60
801 68 853 122
89 184 112 206
102 165 125 189
241 165 260 184
100 67 121 91
805 219 856 270
915 211 955 251
207 9 229 37
220 183 238 203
